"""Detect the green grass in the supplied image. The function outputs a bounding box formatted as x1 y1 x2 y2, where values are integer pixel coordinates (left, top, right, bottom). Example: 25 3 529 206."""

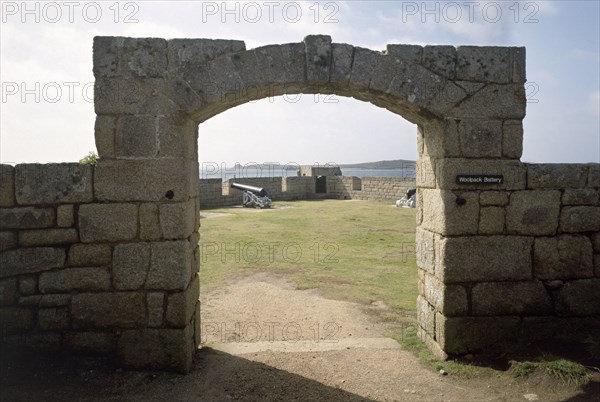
513 361 537 377
512 356 590 384
199 200 418 311
391 324 480 376
540 358 588 383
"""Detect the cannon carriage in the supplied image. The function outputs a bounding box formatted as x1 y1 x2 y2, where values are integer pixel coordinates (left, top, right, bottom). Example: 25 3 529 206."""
230 182 272 208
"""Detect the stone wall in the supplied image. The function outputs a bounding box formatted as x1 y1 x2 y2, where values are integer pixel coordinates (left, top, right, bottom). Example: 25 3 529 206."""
199 176 416 208
417 163 600 356
328 176 416 201
3 34 598 371
0 163 200 372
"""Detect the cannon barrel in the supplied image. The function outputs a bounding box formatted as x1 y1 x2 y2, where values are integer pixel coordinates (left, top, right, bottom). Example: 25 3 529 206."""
230 182 267 197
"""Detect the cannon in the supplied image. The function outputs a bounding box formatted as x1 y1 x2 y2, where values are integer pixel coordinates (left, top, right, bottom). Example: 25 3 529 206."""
395 188 417 208
230 182 272 208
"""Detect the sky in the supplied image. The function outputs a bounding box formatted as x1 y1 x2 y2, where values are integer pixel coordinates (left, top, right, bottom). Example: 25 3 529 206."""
1 0 598 167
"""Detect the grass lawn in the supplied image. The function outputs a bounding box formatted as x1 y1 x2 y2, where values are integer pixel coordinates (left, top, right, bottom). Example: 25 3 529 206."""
199 199 418 312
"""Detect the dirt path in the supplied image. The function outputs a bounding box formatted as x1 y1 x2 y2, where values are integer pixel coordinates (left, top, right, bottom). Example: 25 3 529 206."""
197 272 595 402
1 272 598 401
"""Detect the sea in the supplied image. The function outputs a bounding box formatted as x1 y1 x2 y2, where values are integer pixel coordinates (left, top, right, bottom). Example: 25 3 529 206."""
200 167 415 181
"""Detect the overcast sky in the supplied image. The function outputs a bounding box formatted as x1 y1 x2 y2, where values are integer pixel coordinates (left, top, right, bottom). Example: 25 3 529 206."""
1 0 598 166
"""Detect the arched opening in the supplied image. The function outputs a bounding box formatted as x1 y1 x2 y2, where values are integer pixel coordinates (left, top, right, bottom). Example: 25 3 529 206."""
194 91 422 392
85 34 532 372
196 93 420 364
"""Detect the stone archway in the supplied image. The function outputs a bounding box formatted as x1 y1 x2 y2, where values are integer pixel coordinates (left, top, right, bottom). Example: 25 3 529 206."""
91 34 528 371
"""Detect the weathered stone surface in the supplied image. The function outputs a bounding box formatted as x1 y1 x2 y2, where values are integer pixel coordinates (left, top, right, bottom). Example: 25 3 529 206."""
534 235 594 279
18 228 79 247
512 47 526 84
436 314 520 354
15 163 93 205
0 207 55 229
304 35 331 82
421 189 479 236
167 38 245 75
120 37 168 78
437 236 533 283
418 327 448 361
94 115 116 158
68 244 112 267
521 317 600 343
502 120 523 159
147 292 165 327
79 203 138 242
506 190 560 235
458 119 502 158
147 241 192 290
593 233 600 252
139 203 161 241
417 295 435 336
416 190 423 226
386 44 422 63
595 255 600 277
435 159 526 190
117 327 193 373
0 164 15 207
254 43 306 86
193 300 201 348
166 275 199 327
25 332 62 351
38 307 70 330
0 248 65 278
39 294 71 307
72 292 146 328
472 281 552 315
157 115 197 159
0 231 17 251
423 273 467 316
456 46 511 83
527 164 588 189
65 332 117 353
447 84 526 120
19 276 37 295
415 228 435 274
115 115 158 157
0 307 34 335
159 201 196 240
554 279 600 316
94 77 174 115
93 36 121 77
349 46 383 89
416 157 436 189
422 45 456 79
17 295 41 306
113 242 150 290
589 164 600 188
56 205 74 227
94 159 196 202
39 267 110 293
455 81 485 96
562 189 598 205
479 207 505 234
560 206 600 233
421 119 460 158
331 43 354 84
0 278 17 305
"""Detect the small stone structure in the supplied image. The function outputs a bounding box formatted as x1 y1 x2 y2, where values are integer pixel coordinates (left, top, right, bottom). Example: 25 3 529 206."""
298 165 342 177
0 35 598 371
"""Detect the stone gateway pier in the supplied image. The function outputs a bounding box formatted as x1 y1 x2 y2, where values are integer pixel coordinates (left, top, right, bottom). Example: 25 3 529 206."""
0 35 598 372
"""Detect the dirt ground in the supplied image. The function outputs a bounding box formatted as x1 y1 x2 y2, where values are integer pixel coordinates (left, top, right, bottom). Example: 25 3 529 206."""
1 272 599 401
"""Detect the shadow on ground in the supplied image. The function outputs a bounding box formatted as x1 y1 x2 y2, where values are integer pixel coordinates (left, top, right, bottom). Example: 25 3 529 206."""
0 347 374 402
